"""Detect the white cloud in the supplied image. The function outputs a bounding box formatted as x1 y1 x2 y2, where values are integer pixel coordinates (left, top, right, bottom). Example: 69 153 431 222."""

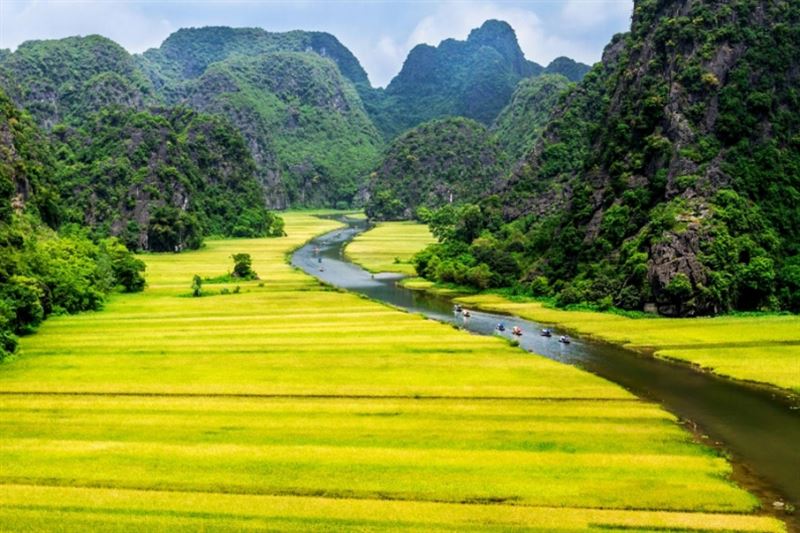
560 0 633 30
0 1 174 53
408 2 541 51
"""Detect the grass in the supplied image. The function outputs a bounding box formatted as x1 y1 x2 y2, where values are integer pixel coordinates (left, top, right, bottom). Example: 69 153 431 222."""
0 213 785 531
456 294 800 394
345 221 435 275
401 277 478 297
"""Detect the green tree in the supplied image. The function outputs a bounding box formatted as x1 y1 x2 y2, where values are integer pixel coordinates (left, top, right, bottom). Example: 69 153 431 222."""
232 253 257 280
191 275 203 297
1 276 44 334
103 239 146 293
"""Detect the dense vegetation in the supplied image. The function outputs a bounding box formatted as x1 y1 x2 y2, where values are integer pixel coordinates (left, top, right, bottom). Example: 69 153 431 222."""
412 0 800 316
0 35 155 127
0 35 282 247
366 76 572 219
0 90 145 361
1 23 590 211
365 20 589 139
366 118 507 220
137 28 383 208
542 56 591 82
137 26 371 99
51 105 280 251
492 74 572 162
183 52 382 207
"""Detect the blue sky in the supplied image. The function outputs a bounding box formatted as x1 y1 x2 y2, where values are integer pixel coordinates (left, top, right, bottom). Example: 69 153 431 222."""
0 1 633 86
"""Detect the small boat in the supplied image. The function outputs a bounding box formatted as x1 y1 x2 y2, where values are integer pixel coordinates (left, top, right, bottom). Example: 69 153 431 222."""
559 336 571 344
496 323 506 332
541 329 552 337
463 310 471 319
511 326 523 337
454 304 463 313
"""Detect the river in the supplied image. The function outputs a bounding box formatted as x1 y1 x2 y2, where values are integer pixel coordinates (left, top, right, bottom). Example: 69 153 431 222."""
291 216 800 529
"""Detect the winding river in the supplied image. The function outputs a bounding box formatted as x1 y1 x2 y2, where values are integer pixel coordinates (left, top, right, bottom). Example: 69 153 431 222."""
292 216 800 529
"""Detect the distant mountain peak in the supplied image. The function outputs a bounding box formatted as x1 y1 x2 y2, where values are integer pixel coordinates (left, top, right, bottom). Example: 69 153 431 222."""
466 19 527 75
467 19 517 45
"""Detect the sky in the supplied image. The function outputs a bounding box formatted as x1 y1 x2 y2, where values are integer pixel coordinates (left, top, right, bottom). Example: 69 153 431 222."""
0 0 633 87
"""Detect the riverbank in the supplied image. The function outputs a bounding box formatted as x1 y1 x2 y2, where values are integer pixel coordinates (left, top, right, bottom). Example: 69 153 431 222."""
456 294 800 399
348 221 800 399
344 220 435 275
0 213 785 531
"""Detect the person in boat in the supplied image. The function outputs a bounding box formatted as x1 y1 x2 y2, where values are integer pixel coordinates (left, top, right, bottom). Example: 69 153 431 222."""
511 326 522 336
541 328 552 337
559 335 570 344
496 322 506 332
462 310 471 319
454 304 463 314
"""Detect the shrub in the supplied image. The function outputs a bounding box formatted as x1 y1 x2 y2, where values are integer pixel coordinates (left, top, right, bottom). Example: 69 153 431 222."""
665 273 693 302
529 276 550 297
102 238 146 292
191 275 203 297
232 253 258 280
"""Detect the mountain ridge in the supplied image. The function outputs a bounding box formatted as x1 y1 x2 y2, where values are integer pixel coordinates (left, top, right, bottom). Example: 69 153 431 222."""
365 20 590 138
405 0 800 315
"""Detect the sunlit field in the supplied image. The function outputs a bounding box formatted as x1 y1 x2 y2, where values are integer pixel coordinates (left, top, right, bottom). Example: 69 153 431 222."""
457 295 800 394
345 220 435 275
0 213 784 531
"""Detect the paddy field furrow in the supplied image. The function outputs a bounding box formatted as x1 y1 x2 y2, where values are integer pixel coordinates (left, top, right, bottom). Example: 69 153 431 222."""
0 213 786 531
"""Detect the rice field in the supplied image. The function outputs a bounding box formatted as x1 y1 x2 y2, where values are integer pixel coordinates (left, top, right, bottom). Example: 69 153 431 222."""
0 213 785 531
345 221 435 275
457 295 800 394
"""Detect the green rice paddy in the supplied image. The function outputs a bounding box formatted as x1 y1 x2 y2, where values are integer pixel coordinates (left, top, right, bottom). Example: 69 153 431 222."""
344 221 799 396
345 221 435 275
457 294 800 395
0 213 785 531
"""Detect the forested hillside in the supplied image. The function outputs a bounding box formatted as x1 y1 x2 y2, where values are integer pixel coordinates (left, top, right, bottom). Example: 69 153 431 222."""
365 118 506 220
365 74 573 218
51 106 280 251
183 52 382 207
0 36 281 249
0 89 146 360
139 27 383 207
413 0 800 316
1 22 591 211
0 35 155 127
137 26 371 98
492 74 572 162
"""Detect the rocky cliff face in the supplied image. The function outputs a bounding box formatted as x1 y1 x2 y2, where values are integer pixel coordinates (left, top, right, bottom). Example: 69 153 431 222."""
183 52 382 208
50 106 271 251
0 88 58 224
499 0 800 314
139 29 382 208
